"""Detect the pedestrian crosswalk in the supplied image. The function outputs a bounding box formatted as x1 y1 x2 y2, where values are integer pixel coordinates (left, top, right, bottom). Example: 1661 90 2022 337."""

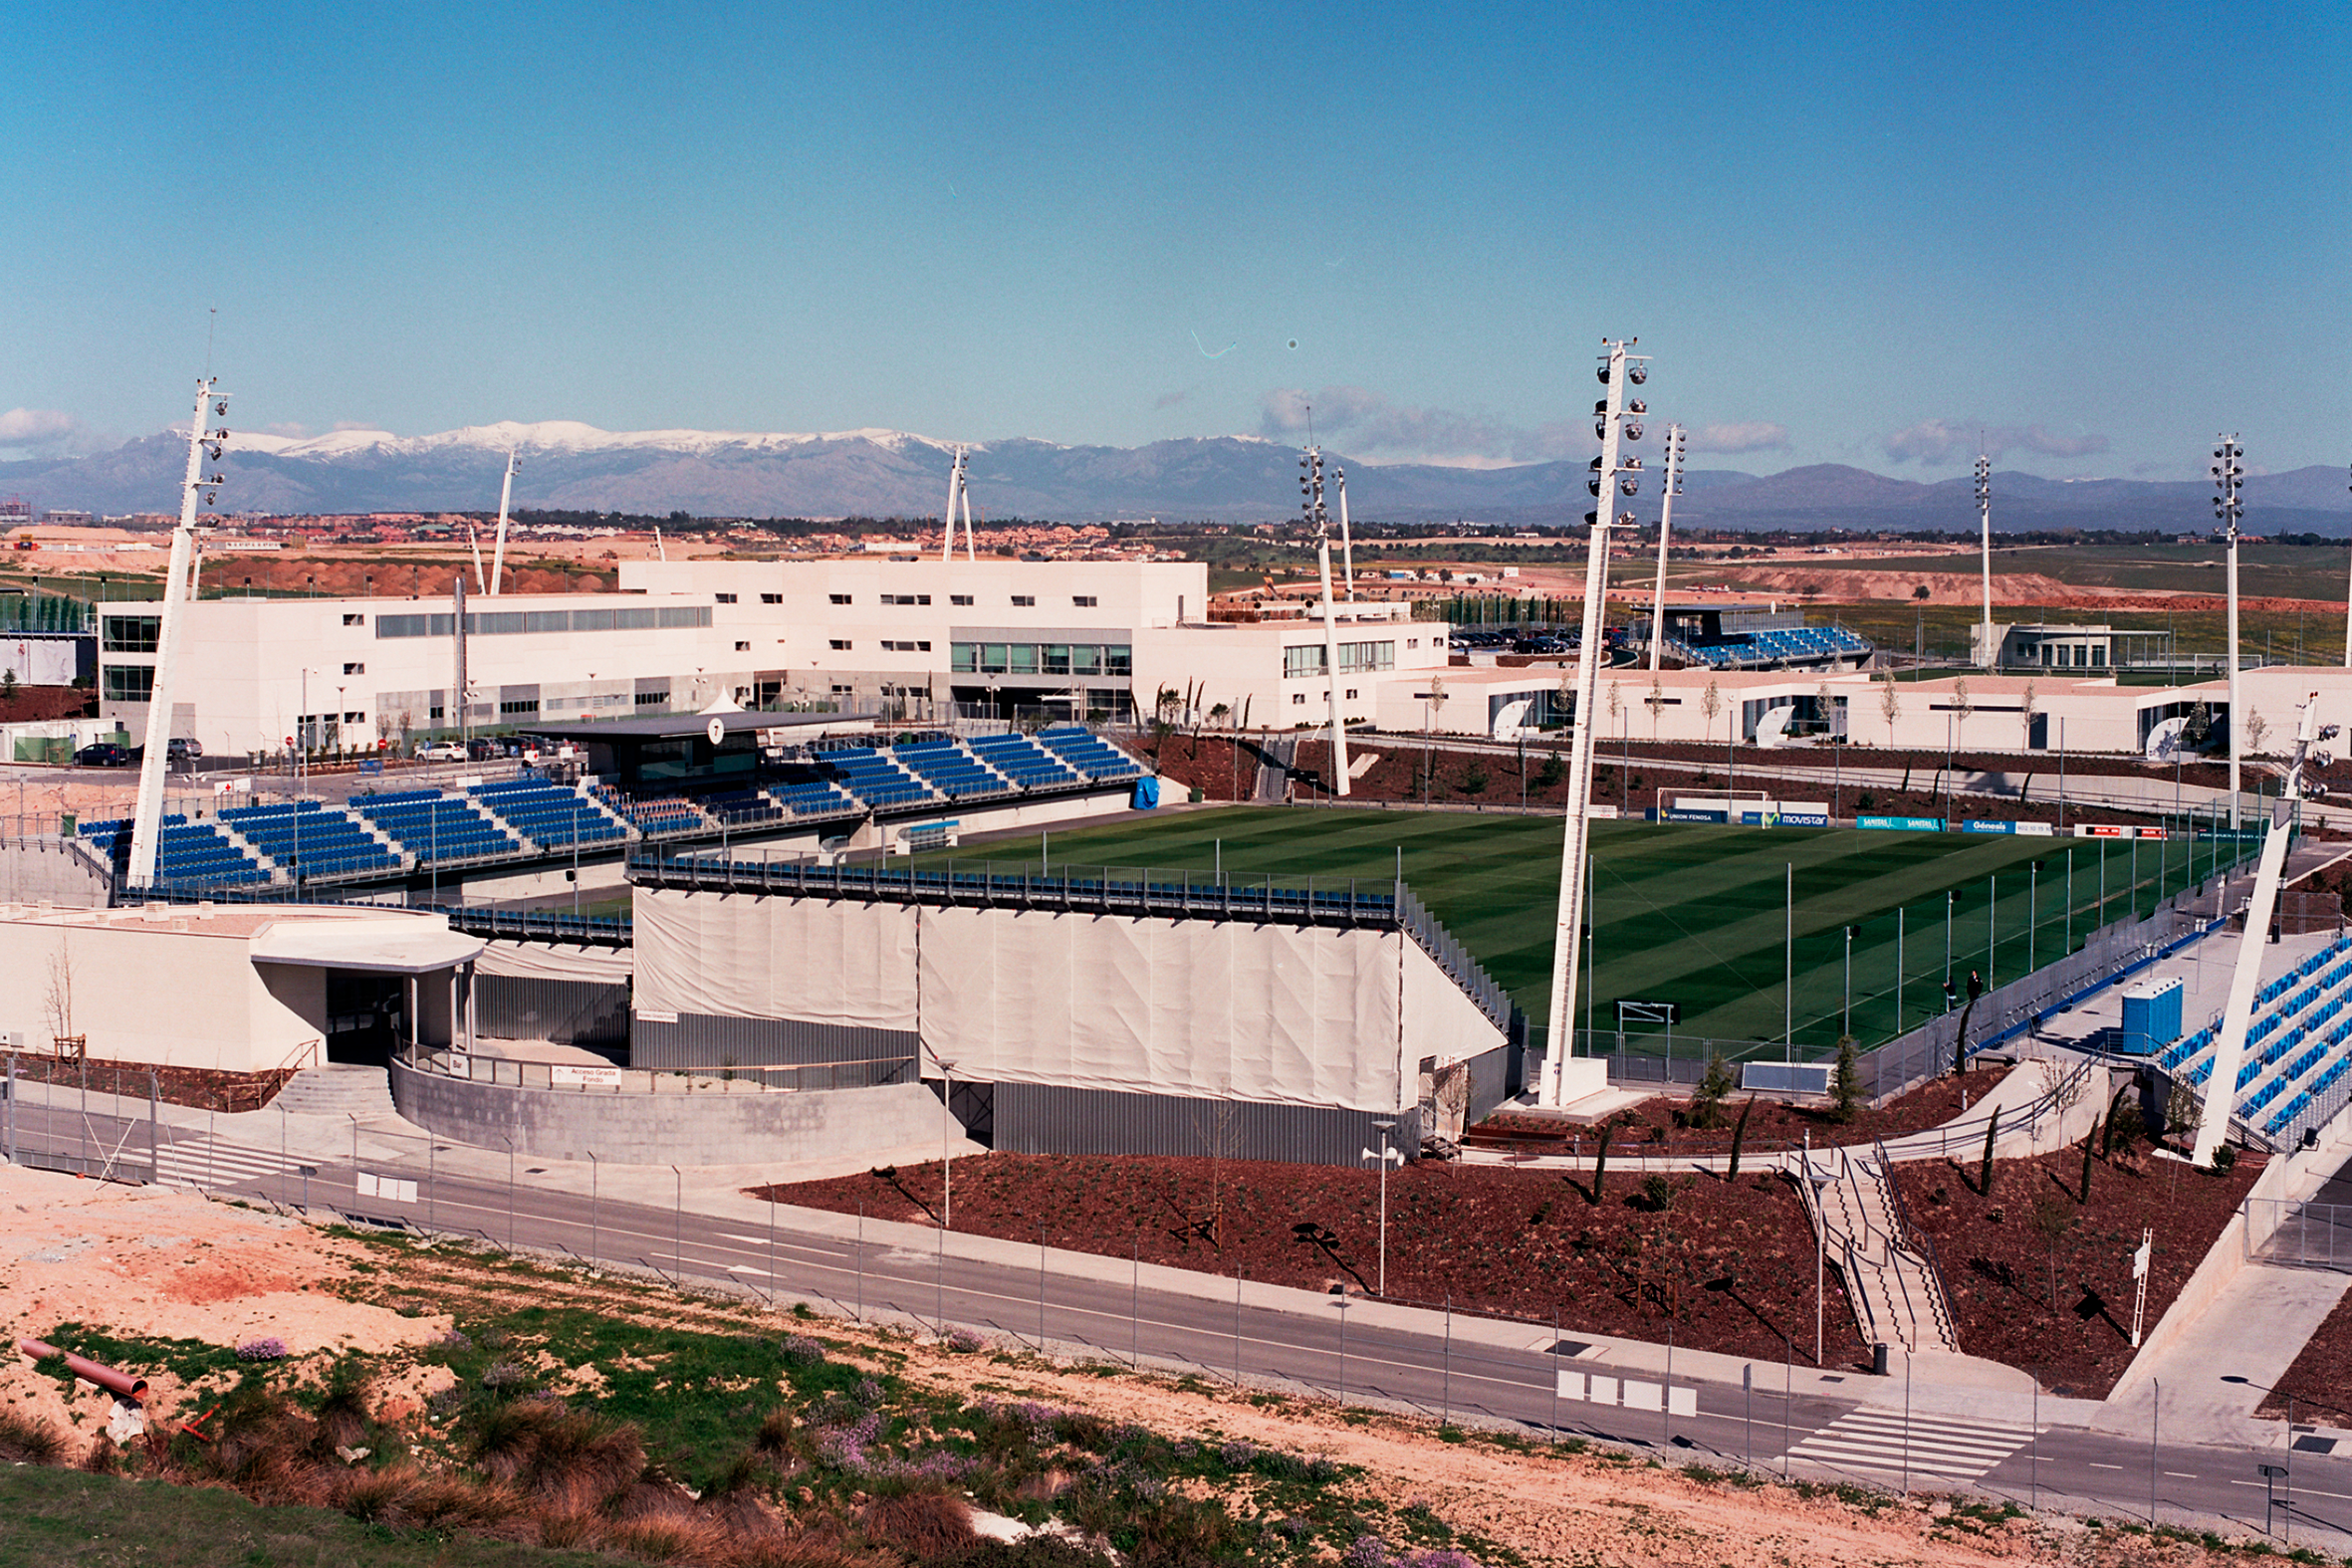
153 1137 300 1188
1786 1408 2035 1480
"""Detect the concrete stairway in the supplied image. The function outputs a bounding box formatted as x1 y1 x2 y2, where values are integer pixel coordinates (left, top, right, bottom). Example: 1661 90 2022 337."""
1799 1144 1962 1356
272 1063 398 1121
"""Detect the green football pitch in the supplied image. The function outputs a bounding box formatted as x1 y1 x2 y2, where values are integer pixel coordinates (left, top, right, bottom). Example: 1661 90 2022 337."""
911 809 2251 1057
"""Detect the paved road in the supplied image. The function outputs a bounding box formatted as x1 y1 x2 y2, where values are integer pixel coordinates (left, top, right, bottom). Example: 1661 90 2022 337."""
10 1098 2352 1549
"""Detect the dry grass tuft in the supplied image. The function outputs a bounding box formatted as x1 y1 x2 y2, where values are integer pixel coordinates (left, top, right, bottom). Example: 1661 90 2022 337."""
859 1490 978 1561
0 1406 69 1465
469 1398 645 1511
603 1514 737 1563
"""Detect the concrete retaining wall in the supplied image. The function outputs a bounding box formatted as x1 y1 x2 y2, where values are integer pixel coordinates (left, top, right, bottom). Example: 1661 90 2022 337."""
388 1057 942 1165
0 836 113 908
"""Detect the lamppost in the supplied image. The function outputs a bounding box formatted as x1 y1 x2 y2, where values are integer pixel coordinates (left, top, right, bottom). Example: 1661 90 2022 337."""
2214 436 2246 829
1646 423 1686 672
1362 1119 1402 1296
935 1053 959 1230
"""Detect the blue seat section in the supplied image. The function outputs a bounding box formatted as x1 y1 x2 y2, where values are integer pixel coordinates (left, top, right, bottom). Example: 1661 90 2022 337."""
1036 726 1143 781
816 747 939 810
121 813 270 886
698 786 789 825
350 788 521 863
766 781 858 817
471 779 631 848
1669 624 1872 669
891 739 1012 800
967 732 1083 789
2158 935 2352 1142
221 800 402 879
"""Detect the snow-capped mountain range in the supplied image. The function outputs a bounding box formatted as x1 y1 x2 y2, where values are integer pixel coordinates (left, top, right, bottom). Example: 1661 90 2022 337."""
3 420 2346 531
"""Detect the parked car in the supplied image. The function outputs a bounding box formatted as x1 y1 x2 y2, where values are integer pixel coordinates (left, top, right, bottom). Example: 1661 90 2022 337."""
73 742 130 768
414 740 466 762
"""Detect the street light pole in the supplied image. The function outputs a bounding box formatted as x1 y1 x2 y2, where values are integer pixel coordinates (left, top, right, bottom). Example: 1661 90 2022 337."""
1363 1119 1401 1295
1975 452 1995 670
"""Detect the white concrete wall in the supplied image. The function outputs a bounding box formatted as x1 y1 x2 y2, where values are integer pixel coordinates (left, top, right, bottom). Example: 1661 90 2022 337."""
0 917 321 1074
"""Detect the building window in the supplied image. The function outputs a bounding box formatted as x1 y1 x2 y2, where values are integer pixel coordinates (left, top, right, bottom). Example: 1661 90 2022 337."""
829 593 851 604
342 613 365 626
1291 692 1305 705
715 592 738 603
829 639 852 650
881 593 931 606
102 666 154 703
343 662 365 675
760 592 783 604
634 690 665 706
101 615 159 654
829 683 854 695
1283 645 1326 679
499 698 540 716
1407 638 1419 649
1345 688 1359 700
1072 595 1097 607
1011 594 1035 606
734 640 751 652
951 593 974 606
1338 639 1394 674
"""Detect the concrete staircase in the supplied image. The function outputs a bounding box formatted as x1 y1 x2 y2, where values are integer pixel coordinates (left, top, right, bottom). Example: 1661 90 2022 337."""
272 1063 398 1121
1799 1144 1962 1356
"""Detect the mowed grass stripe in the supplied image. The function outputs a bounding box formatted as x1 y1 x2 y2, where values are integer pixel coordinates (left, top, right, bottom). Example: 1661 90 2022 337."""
910 811 2235 1055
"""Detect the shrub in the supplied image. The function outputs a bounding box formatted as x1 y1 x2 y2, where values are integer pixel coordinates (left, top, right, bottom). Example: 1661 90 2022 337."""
782 1333 828 1366
1344 1536 1393 1568
236 1337 290 1362
469 1399 645 1510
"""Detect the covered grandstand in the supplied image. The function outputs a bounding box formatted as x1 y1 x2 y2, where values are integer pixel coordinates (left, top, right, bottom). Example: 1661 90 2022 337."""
1628 604 1873 672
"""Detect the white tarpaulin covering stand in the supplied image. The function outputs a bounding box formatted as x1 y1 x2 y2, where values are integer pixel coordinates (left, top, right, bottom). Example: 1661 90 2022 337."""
474 939 633 985
630 885 1504 1120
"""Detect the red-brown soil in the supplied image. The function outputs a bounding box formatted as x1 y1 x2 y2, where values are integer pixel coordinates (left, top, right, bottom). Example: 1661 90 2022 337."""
756 1153 1867 1369
1891 1143 2264 1397
0 685 93 723
2255 1285 2352 1423
5 1053 292 1112
1137 736 1261 801
1480 1064 2020 1161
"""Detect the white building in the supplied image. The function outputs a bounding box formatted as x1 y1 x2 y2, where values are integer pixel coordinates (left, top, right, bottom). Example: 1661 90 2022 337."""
102 558 1449 754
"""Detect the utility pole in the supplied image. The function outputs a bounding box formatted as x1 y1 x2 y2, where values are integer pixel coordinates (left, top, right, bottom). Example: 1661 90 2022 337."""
1542 337 1648 1104
2215 436 2246 829
1647 422 1686 671
127 380 229 886
1975 451 1995 670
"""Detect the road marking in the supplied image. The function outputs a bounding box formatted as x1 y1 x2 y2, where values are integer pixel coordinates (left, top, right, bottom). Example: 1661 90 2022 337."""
2165 1470 2199 1477
154 1139 298 1184
2090 1462 2124 1469
1786 1409 2036 1480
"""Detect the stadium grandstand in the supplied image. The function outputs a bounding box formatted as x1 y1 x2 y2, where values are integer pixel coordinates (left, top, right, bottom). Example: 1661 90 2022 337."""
1627 604 1873 672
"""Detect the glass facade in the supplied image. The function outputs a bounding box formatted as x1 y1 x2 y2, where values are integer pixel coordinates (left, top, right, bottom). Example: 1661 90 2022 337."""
376 605 712 637
1283 640 1395 678
101 614 160 654
950 642 1132 676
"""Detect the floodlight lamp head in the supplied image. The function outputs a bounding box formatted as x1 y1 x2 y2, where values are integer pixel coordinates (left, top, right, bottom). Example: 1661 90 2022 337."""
1627 363 1648 384
1594 420 1608 440
1596 366 1611 384
1628 398 1647 415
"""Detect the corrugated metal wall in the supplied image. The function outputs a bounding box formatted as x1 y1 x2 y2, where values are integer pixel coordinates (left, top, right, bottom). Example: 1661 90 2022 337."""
475 976 631 1048
1465 1043 1511 1126
987 1080 1423 1167
630 1010 919 1075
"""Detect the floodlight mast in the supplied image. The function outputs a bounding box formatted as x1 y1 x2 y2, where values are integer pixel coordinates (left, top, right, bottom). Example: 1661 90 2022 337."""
1975 453 1994 670
2342 462 2350 670
1335 466 1357 600
1541 337 1647 1106
2216 436 2246 827
2193 695 2337 1167
1302 446 1350 796
1646 422 1686 671
939 447 979 564
488 448 519 596
127 379 229 886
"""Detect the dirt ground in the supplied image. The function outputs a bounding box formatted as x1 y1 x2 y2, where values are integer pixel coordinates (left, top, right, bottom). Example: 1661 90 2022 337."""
0 1163 450 1436
0 1160 2295 1565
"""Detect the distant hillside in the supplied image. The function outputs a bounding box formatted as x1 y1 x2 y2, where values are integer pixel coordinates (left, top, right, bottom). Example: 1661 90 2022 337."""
2 421 2343 533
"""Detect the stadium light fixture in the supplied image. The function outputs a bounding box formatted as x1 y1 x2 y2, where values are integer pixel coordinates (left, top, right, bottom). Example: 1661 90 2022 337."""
2214 435 2246 827
1541 336 1648 1108
1974 452 1994 670
1362 1119 1402 1294
1299 445 1350 796
1647 424 1687 672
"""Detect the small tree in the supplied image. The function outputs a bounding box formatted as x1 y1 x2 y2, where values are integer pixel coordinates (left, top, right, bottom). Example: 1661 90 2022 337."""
1951 677 1974 754
2079 1123 2099 1204
1830 1034 1860 1123
1876 667 1904 748
0 667 18 710
1725 1093 1757 1182
1645 676 1668 742
1586 1117 1618 1206
2028 1189 2078 1309
1979 1105 2001 1195
1690 1053 1734 1130
2018 680 2038 751
1700 678 1723 745
1913 583 1931 600
2244 708 2271 757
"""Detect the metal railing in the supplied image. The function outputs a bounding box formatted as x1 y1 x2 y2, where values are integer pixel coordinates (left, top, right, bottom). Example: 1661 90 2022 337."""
1875 1137 1960 1352
2249 1200 2352 1271
400 1045 914 1095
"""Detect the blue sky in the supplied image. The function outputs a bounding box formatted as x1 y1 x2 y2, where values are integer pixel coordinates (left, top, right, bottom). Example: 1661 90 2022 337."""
4 1 2347 479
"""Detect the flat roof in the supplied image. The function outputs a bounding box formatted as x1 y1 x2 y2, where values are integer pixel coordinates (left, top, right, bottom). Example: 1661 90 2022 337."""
524 711 868 743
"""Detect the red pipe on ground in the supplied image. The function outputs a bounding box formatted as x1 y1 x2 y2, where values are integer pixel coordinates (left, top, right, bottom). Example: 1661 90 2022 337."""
15 1337 147 1402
